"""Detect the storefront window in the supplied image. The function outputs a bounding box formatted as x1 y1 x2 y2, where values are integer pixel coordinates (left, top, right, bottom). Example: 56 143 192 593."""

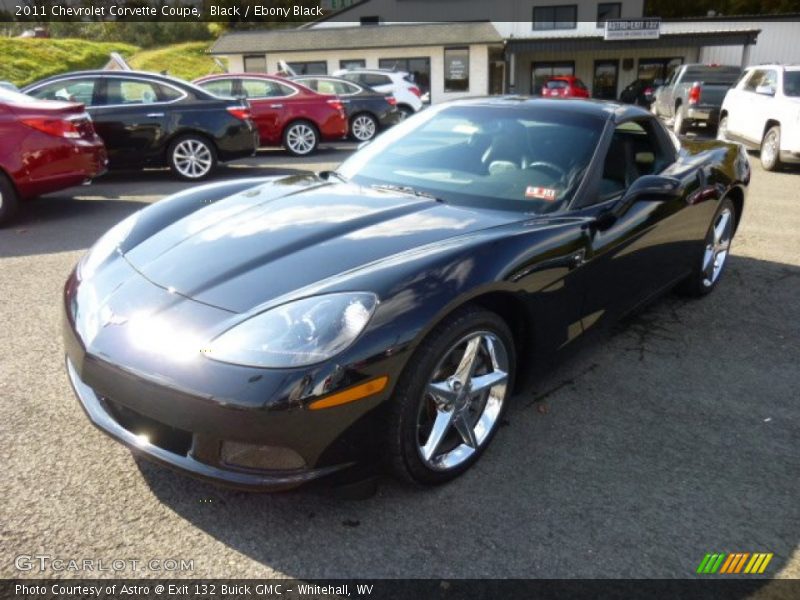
638 58 683 84
287 61 328 75
243 55 267 73
597 3 621 26
444 48 470 92
339 59 366 71
531 61 574 95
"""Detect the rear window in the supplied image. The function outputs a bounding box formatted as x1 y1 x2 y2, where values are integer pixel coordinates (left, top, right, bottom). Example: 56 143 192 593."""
784 71 800 97
683 66 741 85
546 80 568 89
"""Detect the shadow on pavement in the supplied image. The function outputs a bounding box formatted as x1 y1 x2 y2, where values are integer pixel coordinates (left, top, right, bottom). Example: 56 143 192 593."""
134 254 799 580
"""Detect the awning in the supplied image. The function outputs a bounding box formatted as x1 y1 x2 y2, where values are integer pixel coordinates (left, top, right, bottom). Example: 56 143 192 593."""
506 30 760 54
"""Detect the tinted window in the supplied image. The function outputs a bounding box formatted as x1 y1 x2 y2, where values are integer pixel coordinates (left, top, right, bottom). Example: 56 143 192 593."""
287 61 327 75
104 79 164 105
546 80 568 89
682 66 741 85
200 79 235 97
784 71 800 97
533 5 577 30
444 47 470 92
598 120 667 199
360 73 392 87
597 2 621 25
28 78 97 105
339 104 603 213
744 70 777 92
241 79 295 98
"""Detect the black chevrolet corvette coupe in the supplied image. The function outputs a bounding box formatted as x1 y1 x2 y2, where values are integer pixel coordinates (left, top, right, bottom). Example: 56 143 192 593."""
24 71 258 180
63 98 749 490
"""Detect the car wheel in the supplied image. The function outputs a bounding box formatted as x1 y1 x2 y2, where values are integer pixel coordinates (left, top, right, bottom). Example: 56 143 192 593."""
717 115 729 142
673 105 688 135
283 121 319 156
350 113 378 142
760 126 781 172
0 172 19 227
397 105 414 120
676 197 736 297
168 135 216 180
386 306 515 485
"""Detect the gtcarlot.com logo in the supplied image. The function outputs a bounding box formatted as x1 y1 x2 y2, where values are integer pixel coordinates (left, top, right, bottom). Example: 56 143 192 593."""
696 552 773 575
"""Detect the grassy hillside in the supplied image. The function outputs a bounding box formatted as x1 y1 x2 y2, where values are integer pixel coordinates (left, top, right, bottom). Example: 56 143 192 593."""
0 39 139 87
128 42 227 82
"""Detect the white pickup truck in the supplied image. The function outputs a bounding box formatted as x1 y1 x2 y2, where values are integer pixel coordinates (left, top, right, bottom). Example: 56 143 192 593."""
718 64 800 171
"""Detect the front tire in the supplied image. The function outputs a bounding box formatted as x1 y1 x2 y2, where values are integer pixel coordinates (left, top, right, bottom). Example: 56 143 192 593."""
717 115 729 142
283 121 319 156
676 197 736 297
386 306 516 485
760 125 781 172
168 135 216 181
349 113 378 142
0 172 20 227
397 105 414 120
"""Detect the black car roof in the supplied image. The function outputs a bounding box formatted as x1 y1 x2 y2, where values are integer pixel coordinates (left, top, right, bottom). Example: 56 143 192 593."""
445 96 651 123
23 70 197 91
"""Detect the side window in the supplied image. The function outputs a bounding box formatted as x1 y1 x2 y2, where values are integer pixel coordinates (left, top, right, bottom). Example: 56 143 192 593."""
598 120 667 199
362 74 391 87
200 79 235 97
28 79 98 105
105 79 163 105
296 78 319 91
743 70 767 92
241 79 295 99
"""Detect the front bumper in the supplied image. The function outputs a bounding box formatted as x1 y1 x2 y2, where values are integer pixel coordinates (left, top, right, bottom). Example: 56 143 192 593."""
62 264 396 491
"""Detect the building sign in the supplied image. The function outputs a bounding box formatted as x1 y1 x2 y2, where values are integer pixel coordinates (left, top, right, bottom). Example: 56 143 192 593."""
604 19 661 41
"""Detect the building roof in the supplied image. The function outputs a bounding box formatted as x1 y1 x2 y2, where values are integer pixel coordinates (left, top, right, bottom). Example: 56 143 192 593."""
210 22 503 55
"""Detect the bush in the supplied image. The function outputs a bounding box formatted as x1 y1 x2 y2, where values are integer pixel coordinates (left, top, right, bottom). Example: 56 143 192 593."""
127 42 227 82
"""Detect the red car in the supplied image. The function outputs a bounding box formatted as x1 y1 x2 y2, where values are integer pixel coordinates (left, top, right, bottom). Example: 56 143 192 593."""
0 87 107 225
193 74 348 156
541 76 590 99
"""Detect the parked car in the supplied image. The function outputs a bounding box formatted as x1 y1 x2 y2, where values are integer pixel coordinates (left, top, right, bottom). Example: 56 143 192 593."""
541 76 590 98
23 71 258 180
718 64 800 171
63 98 749 491
333 68 423 117
619 78 657 108
0 87 106 225
651 64 742 135
194 74 347 156
0 81 19 92
291 75 402 142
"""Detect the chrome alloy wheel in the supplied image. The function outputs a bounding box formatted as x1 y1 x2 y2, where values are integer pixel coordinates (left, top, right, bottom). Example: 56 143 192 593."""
702 207 733 288
416 331 510 471
762 130 779 166
351 115 377 141
286 123 316 155
172 139 213 179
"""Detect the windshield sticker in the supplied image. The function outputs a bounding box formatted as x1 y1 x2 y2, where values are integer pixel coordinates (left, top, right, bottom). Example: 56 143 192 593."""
525 186 558 201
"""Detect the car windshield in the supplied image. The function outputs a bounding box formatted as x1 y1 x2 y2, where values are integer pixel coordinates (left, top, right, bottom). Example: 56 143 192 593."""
784 71 800 97
338 103 604 213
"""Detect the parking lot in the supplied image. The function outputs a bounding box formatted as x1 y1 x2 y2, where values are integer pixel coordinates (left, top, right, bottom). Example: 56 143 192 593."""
1 140 798 581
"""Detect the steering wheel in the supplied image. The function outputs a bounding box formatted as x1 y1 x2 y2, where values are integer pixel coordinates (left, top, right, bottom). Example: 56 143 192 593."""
527 161 567 181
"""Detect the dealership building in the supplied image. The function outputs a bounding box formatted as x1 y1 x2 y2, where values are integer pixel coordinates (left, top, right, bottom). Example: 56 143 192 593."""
210 0 800 104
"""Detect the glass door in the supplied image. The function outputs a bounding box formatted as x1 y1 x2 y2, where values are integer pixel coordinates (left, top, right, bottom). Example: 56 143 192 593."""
593 60 619 100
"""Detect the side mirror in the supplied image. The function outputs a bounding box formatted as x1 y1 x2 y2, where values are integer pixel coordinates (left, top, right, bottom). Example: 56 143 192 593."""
755 84 775 96
604 175 681 223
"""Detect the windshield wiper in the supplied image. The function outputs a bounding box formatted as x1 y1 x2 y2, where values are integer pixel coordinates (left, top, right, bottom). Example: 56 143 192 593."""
370 184 442 202
319 170 348 183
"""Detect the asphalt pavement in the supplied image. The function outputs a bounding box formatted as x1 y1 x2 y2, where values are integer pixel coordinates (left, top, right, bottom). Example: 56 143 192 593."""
1 142 798 582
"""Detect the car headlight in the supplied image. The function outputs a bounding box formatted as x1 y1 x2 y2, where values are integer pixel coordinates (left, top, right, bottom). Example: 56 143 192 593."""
206 293 378 368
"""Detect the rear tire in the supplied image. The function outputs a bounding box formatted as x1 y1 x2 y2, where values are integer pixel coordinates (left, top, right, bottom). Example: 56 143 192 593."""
676 197 736 297
283 120 319 156
168 134 217 181
673 104 688 135
386 306 515 486
760 125 781 172
349 113 378 142
397 105 414 119
717 115 729 142
0 172 19 227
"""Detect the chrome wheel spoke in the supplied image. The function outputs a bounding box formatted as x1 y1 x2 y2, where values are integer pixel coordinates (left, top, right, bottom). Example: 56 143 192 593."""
421 408 454 461
427 381 458 409
454 337 482 383
453 411 478 449
469 370 508 395
714 211 731 244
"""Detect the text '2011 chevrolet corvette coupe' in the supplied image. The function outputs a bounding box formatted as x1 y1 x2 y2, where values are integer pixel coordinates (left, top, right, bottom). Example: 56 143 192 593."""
64 98 749 490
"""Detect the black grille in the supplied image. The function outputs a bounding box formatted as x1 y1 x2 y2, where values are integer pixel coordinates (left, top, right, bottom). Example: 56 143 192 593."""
103 398 193 456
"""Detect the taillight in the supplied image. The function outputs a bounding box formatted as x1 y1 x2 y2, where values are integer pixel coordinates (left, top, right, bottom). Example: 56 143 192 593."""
22 117 82 139
644 87 653 96
408 86 421 98
227 106 251 121
386 95 397 106
688 82 701 105
326 98 345 112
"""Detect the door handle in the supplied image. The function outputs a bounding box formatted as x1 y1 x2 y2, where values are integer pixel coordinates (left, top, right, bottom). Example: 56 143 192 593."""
568 249 586 270
146 112 164 118
269 104 284 108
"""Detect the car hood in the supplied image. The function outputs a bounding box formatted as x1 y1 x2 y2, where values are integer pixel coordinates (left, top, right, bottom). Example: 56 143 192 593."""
123 178 520 313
